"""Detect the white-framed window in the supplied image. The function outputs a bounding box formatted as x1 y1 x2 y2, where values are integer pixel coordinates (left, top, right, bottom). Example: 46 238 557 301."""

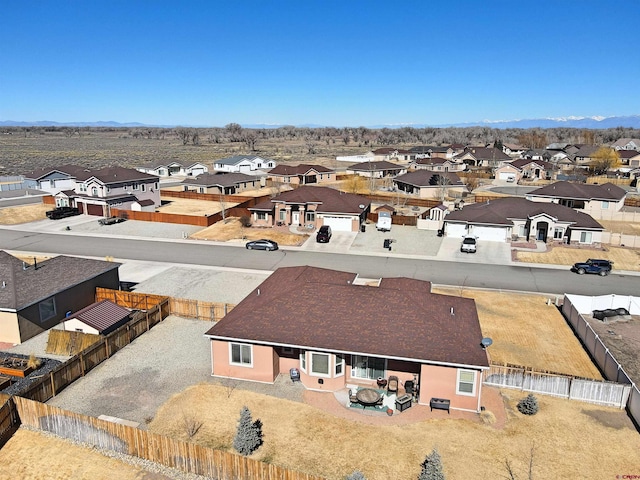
133 183 139 190
518 225 526 237
106 186 111 193
229 343 252 367
257 212 267 220
300 351 307 373
91 187 98 196
553 228 563 239
279 210 286 221
39 297 56 323
351 355 385 380
305 211 315 222
141 184 146 192
310 352 330 377
601 201 609 209
457 369 476 396
79 184 87 193
580 231 592 244
335 354 344 377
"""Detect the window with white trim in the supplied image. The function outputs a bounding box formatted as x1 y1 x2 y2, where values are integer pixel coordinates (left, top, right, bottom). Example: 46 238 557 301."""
257 212 267 220
279 210 286 221
335 354 344 376
79 184 87 193
229 343 252 367
579 231 592 244
351 355 385 380
601 201 609 209
553 228 563 239
310 352 330 377
133 183 139 190
91 187 98 196
457 369 476 396
300 351 307 372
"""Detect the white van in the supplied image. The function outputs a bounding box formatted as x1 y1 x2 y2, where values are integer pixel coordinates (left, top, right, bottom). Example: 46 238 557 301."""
376 211 392 232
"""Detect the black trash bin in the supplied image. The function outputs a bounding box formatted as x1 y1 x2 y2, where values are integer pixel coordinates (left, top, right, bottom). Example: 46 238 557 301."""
360 224 366 233
383 239 391 249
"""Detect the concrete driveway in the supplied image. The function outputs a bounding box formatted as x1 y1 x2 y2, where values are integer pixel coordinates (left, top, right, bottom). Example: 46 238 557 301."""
350 225 443 256
300 231 358 253
437 237 512 265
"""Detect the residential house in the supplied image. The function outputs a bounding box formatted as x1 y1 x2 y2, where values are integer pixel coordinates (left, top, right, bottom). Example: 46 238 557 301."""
204 265 490 413
57 166 160 216
267 164 336 185
136 161 208 177
411 157 466 173
572 145 600 168
502 143 526 158
443 197 604 244
23 164 86 196
546 142 572 151
453 147 512 168
526 181 627 215
393 171 467 199
610 138 640 151
365 148 413 163
409 146 455 159
628 153 640 170
501 158 554 181
249 186 370 232
213 155 276 173
179 172 263 195
522 149 552 162
346 161 407 178
0 251 121 344
617 150 640 167
61 300 131 336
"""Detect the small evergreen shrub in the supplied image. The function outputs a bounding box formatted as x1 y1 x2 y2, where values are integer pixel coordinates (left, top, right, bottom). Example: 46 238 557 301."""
418 448 445 480
233 406 263 455
517 393 539 415
345 471 367 480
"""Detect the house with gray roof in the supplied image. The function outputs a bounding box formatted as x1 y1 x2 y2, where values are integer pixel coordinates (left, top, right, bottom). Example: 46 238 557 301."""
444 197 604 244
346 160 407 178
610 138 640 151
267 164 336 185
526 181 627 215
205 265 489 413
213 155 276 174
0 251 121 344
179 172 263 195
249 186 370 232
136 160 208 177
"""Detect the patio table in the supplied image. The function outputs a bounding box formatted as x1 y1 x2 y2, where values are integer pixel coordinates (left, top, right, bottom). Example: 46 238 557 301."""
356 388 382 409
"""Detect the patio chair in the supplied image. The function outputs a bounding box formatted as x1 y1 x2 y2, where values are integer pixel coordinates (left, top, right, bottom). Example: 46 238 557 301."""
348 389 359 404
387 375 399 394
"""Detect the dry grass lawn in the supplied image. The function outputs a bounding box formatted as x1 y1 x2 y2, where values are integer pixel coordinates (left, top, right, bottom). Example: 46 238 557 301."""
157 197 237 216
147 384 640 480
0 428 164 480
516 245 640 271
0 203 50 224
434 288 602 379
191 217 309 246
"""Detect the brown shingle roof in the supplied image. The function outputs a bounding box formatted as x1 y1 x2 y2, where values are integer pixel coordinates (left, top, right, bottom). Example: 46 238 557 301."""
181 172 255 187
249 186 370 214
509 158 553 170
394 171 464 187
528 181 626 201
0 251 121 310
205 266 489 368
68 300 130 334
347 161 405 172
268 164 334 176
445 197 604 229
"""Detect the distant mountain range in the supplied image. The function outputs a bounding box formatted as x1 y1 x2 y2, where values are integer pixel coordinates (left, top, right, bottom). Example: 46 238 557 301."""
1 115 639 129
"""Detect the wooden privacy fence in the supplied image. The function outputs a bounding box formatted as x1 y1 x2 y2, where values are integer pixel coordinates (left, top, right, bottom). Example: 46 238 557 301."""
561 296 640 428
366 212 418 226
46 330 101 356
0 395 19 449
483 364 631 408
111 208 218 227
97 287 233 322
14 397 325 480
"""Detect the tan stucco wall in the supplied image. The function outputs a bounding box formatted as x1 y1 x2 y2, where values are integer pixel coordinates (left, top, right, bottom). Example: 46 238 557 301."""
62 319 99 335
418 364 482 412
0 312 21 344
211 340 276 383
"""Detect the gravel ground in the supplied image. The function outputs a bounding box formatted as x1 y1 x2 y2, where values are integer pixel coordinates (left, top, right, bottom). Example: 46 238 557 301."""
67 218 204 240
0 352 62 396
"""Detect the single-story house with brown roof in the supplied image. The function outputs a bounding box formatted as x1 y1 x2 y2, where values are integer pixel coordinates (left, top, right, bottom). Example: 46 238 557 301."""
248 186 370 232
444 197 604 244
204 266 490 413
137 161 208 177
366 148 413 163
393 171 467 199
453 147 512 168
0 251 121 344
62 300 131 335
346 161 407 178
526 181 627 214
179 172 263 195
411 157 466 172
267 164 336 185
494 159 554 182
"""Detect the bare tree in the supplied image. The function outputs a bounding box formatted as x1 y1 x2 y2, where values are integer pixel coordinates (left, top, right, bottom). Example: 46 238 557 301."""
242 131 258 151
225 123 243 142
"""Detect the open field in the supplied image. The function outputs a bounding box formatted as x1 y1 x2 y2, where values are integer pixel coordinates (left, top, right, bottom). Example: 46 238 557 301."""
190 217 309 246
0 203 50 224
433 288 602 378
516 245 640 271
157 197 236 216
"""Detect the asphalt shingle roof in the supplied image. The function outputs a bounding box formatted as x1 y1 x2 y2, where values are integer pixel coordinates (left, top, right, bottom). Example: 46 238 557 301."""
347 161 405 172
528 181 626 201
181 172 256 187
250 186 370 214
205 266 489 368
268 164 334 175
68 300 131 334
394 170 464 187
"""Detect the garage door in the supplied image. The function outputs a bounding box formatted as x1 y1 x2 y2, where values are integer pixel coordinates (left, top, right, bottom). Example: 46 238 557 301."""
445 223 467 238
472 226 507 242
191 168 205 176
322 216 353 232
86 203 104 216
498 172 515 180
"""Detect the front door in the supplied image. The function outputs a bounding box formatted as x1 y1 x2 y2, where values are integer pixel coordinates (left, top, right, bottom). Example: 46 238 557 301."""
292 212 300 225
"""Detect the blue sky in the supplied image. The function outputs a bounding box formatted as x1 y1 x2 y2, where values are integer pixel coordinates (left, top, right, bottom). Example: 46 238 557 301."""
1 0 639 127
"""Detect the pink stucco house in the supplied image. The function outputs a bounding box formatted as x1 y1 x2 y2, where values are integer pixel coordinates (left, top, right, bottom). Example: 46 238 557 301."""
204 266 490 413
267 164 336 185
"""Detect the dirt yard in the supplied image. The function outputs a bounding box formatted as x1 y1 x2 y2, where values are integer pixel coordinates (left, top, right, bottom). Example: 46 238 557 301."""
433 288 602 378
190 217 309 246
157 197 236 216
599 220 640 236
0 203 50 224
516 245 640 271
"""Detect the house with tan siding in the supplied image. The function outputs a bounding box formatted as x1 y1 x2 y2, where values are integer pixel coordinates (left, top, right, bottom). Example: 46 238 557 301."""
267 164 335 185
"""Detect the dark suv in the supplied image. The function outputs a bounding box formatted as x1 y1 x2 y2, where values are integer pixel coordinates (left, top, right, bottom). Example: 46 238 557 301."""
571 259 613 276
316 225 332 243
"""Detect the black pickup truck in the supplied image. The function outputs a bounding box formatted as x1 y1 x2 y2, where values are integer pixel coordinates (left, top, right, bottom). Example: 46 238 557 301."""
46 206 80 220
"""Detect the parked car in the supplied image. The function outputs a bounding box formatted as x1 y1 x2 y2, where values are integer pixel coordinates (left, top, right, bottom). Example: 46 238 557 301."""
245 239 279 251
571 259 613 276
98 216 126 226
46 206 80 220
316 225 332 243
460 236 477 253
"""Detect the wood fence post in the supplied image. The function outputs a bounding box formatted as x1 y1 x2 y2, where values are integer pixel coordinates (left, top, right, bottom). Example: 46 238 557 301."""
50 372 56 397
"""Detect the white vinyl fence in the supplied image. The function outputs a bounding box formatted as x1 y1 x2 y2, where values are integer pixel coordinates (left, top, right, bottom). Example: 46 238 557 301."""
483 365 631 408
562 294 640 425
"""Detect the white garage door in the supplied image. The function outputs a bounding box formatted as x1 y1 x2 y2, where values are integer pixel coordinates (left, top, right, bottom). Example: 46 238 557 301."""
191 168 205 176
445 223 467 238
498 172 515 180
472 226 507 242
322 216 353 232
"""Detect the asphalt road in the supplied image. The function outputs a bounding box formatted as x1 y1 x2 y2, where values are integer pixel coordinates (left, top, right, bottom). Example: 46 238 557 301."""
1 227 638 296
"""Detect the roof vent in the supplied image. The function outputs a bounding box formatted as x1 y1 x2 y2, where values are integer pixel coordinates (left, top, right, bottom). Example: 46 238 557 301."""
450 307 455 316
257 288 260 296
1 281 5 288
